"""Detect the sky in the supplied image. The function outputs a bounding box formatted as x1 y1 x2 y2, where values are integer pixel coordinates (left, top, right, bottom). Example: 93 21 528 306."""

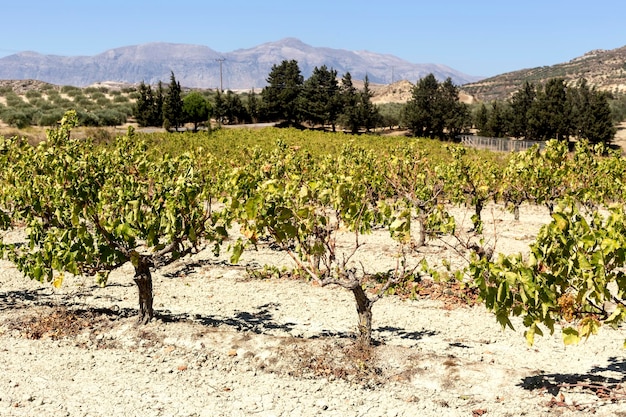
1 0 625 78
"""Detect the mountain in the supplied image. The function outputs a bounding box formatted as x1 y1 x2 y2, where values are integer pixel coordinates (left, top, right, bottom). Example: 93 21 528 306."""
462 45 626 102
0 38 481 89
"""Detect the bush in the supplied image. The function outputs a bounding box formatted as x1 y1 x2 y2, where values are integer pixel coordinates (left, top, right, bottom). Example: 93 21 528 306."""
61 85 81 94
25 90 42 99
113 95 129 103
95 109 126 126
2 109 33 128
5 93 26 107
36 110 66 126
77 111 100 127
90 91 106 100
96 97 111 106
84 127 114 144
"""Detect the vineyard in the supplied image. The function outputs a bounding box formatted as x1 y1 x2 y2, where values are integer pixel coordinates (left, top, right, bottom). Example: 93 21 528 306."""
1 112 626 414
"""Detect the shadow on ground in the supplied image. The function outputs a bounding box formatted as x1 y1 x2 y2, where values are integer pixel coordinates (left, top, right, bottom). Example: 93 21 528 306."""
519 356 626 398
2 288 439 345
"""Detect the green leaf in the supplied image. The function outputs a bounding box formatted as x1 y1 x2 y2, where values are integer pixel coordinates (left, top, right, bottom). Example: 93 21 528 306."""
562 327 581 345
230 239 244 264
497 281 509 302
95 271 110 288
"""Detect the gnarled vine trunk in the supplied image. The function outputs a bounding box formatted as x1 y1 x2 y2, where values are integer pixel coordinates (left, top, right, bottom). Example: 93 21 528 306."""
351 284 373 346
133 256 154 324
513 204 520 221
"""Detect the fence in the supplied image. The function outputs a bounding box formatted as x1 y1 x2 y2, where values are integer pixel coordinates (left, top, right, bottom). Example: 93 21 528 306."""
457 135 546 152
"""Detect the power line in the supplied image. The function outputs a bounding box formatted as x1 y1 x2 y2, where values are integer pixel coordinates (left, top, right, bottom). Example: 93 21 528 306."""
215 58 225 92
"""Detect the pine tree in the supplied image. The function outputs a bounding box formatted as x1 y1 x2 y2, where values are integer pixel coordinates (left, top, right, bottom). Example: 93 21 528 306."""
572 80 616 144
359 75 380 133
484 101 508 138
246 89 260 123
533 78 570 141
152 81 165 127
509 81 536 139
182 91 210 132
475 103 489 134
438 77 471 139
134 81 154 127
163 72 184 131
339 72 361 134
261 60 304 125
404 73 439 138
302 65 341 131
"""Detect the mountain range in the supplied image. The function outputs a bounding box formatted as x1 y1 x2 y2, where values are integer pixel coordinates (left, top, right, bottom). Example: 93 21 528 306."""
0 38 482 90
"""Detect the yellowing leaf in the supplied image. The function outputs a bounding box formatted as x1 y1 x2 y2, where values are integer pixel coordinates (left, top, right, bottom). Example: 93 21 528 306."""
52 273 64 289
524 324 536 347
579 317 600 340
552 212 569 232
562 327 580 345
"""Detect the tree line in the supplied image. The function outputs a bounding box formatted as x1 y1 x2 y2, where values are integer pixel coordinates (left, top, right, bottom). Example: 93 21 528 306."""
134 62 382 133
0 61 619 144
475 78 616 144
136 66 618 144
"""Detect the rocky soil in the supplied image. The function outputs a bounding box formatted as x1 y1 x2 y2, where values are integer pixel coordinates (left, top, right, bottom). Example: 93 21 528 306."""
1 204 625 417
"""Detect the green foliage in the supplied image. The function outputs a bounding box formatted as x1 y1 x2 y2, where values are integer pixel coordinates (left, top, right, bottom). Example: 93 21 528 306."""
377 102 404 129
478 78 616 144
2 117 626 346
436 145 503 232
134 81 162 127
0 84 134 128
338 72 361 134
0 111 228 323
226 140 418 345
183 91 211 132
163 72 184 131
262 60 304 124
301 65 341 130
404 74 470 140
213 90 249 125
469 203 626 347
358 76 382 133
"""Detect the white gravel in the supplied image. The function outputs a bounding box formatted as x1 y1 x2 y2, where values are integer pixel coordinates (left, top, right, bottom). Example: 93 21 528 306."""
1 203 625 417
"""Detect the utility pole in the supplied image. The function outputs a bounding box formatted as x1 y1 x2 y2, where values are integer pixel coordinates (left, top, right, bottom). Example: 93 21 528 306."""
215 58 225 92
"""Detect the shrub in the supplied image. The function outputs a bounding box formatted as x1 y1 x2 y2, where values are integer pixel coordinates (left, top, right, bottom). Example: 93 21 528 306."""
36 109 66 127
2 109 32 128
113 95 129 103
25 90 42 99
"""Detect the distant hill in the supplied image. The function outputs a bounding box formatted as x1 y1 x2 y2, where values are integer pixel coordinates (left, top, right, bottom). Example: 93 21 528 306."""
0 38 482 89
462 45 626 102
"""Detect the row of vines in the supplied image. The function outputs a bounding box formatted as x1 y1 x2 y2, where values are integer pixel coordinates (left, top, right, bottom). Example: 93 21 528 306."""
0 111 625 347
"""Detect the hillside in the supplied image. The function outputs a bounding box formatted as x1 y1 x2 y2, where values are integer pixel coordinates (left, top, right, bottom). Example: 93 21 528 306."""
0 38 480 90
462 45 626 102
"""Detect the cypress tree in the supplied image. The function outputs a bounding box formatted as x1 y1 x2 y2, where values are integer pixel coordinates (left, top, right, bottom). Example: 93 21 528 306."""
163 72 183 131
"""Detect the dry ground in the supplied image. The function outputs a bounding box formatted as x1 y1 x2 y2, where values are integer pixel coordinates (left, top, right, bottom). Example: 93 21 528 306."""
1 203 625 416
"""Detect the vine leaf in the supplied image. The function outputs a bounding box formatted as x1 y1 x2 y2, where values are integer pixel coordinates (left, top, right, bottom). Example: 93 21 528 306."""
562 327 581 345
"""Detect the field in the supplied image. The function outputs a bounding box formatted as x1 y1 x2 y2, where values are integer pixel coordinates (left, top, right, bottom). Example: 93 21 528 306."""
1 125 626 416
1 202 625 416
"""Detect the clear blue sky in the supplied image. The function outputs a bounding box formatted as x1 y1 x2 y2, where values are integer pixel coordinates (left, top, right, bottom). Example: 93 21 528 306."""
1 0 624 78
